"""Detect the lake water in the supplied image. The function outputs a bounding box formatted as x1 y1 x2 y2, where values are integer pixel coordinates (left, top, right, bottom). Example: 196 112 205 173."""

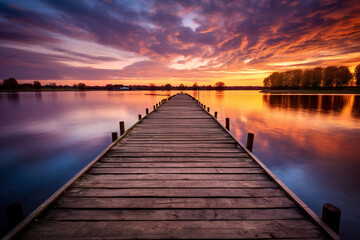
0 90 359 239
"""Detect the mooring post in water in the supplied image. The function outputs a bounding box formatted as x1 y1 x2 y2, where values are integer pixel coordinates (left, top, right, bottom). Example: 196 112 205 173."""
322 203 341 234
246 133 255 152
6 202 24 230
207 107 210 112
119 121 125 135
146 108 149 114
226 118 230 130
111 132 118 142
214 112 218 119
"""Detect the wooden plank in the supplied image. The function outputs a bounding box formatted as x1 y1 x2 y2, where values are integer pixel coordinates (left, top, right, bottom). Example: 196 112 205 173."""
99 157 252 163
43 208 306 221
80 173 270 181
53 196 297 209
19 220 326 239
66 188 285 197
88 167 264 174
113 143 239 147
73 180 278 188
104 152 249 157
109 147 244 153
94 162 258 168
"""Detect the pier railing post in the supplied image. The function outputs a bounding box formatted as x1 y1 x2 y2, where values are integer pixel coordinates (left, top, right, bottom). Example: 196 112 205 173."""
214 112 218 119
146 108 149 114
247 133 255 152
153 105 155 110
138 114 142 120
5 202 24 230
111 132 118 142
322 203 341 234
226 118 230 130
207 107 210 112
119 121 125 135
156 103 158 108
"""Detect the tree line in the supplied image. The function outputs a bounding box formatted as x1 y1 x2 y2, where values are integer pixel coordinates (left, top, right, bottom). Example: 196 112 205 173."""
1 78 233 91
0 78 88 90
264 64 360 88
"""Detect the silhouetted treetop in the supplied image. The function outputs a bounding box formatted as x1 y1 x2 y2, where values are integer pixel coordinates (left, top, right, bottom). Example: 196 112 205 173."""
2 78 19 90
33 81 41 90
355 64 360 86
215 82 225 90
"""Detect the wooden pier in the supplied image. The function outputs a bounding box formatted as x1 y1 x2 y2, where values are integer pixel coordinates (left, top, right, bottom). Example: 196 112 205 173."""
4 94 339 239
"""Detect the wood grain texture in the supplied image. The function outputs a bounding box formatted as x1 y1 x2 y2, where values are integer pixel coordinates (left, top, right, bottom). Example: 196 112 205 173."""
16 93 332 240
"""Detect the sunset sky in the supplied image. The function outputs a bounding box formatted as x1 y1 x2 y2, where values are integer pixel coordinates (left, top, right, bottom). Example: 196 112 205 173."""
1 0 360 86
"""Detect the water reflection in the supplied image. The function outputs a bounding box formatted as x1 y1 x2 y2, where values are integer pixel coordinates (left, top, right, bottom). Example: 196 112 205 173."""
263 94 354 114
0 91 359 239
215 90 225 101
35 92 42 102
6 93 20 103
352 95 360 117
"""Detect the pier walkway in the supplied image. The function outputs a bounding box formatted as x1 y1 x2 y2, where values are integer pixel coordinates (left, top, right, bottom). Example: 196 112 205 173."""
5 94 338 239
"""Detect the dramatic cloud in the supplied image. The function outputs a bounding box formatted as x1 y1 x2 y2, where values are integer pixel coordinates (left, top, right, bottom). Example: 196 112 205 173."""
0 0 359 85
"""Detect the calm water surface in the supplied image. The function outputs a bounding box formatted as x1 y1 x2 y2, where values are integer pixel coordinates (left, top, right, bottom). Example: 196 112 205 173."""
0 90 359 239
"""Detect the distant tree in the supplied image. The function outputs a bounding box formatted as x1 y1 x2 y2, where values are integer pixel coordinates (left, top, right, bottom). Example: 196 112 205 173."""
311 67 323 88
165 83 172 90
291 69 303 88
336 66 352 86
268 72 281 88
78 83 86 90
149 83 156 90
323 66 338 87
263 76 270 88
73 84 78 89
215 82 225 90
284 71 292 87
302 69 312 88
49 82 57 88
33 81 41 90
192 82 198 90
355 64 360 86
2 78 19 90
179 83 185 90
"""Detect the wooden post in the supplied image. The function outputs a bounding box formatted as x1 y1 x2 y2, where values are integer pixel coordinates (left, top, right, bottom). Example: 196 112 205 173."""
204 105 206 109
226 118 230 130
153 105 155 110
214 112 218 119
138 114 142 120
146 108 149 114
111 132 118 142
246 133 255 152
119 121 125 135
207 107 210 112
5 202 24 230
322 203 341 234
156 103 158 108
